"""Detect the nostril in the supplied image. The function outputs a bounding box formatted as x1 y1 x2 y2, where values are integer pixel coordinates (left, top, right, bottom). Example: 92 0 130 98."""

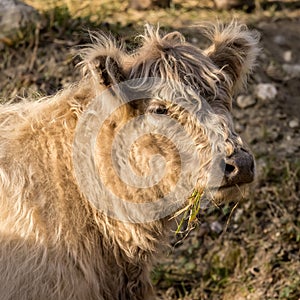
225 163 236 175
220 158 237 176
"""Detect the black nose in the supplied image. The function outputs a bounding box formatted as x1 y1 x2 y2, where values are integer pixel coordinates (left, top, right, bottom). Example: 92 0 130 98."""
222 148 255 186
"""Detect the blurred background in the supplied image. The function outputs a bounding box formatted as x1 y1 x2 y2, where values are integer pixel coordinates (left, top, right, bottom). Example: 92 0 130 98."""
0 0 299 299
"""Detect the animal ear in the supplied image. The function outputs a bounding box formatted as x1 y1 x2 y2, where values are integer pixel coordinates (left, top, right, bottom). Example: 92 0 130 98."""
79 33 127 88
92 55 126 87
204 22 260 93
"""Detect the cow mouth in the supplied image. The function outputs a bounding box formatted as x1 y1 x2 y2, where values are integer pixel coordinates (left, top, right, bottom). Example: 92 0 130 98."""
204 183 249 203
211 183 243 191
207 184 237 192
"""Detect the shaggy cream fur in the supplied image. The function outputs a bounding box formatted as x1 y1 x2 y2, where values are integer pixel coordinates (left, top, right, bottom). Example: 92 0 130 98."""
0 22 259 299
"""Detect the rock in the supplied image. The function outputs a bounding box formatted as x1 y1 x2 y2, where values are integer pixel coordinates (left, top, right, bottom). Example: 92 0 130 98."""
236 94 256 109
282 64 300 79
233 208 244 222
254 83 277 102
288 118 299 129
0 0 40 43
273 35 287 46
266 62 287 82
276 112 287 120
283 50 292 62
210 221 223 234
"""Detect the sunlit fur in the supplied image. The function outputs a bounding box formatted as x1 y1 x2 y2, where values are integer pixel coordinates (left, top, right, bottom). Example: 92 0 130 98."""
0 22 259 300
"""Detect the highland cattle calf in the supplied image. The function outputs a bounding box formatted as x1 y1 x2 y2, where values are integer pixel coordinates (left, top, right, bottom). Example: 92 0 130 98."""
0 22 258 300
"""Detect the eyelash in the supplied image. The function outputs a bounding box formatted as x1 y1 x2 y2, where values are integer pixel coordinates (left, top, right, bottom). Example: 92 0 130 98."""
148 106 168 114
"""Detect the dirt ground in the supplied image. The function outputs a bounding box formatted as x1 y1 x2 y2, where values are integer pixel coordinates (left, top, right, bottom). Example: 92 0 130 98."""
0 1 299 299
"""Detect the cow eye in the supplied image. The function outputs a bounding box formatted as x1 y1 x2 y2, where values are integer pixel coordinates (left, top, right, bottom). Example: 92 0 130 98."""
155 107 168 114
148 106 168 114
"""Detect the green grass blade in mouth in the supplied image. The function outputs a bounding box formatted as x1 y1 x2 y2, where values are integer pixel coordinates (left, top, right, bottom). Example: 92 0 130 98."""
175 190 204 234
